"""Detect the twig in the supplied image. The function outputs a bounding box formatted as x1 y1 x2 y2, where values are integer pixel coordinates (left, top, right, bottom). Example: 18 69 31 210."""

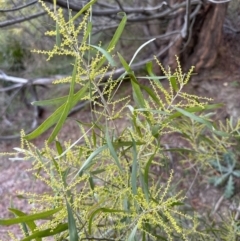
234 205 240 220
207 0 230 3
42 0 201 19
114 0 124 11
181 0 191 38
0 10 47 28
186 167 200 195
224 25 240 34
0 0 37 12
211 194 224 216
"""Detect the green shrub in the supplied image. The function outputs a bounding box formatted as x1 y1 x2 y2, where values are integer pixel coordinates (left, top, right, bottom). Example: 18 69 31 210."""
1 1 240 240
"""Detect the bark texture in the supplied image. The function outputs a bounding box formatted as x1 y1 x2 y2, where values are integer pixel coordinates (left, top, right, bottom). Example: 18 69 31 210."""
163 1 228 71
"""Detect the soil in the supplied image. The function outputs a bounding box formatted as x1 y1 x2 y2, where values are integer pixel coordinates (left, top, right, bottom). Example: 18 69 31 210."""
1 28 240 240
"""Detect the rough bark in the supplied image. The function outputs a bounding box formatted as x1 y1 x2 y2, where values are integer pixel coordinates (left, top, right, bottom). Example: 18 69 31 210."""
163 1 228 71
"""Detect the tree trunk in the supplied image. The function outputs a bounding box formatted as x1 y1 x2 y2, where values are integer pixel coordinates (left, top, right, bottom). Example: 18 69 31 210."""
163 1 228 72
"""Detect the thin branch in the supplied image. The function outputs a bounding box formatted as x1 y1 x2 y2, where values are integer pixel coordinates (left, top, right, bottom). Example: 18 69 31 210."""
0 84 23 92
0 71 67 85
224 24 240 34
0 10 47 28
0 0 201 28
10 0 47 37
96 2 118 9
190 2 202 19
181 17 196 52
114 0 124 11
0 0 37 12
43 0 84 11
186 167 200 195
211 194 224 216
180 3 202 52
234 203 240 220
143 25 158 52
181 0 191 38
42 0 201 18
43 0 171 14
117 0 201 22
207 0 230 3
0 70 28 84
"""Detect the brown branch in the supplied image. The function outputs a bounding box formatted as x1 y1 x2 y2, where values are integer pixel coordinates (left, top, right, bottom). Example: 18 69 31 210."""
42 0 201 18
0 0 201 28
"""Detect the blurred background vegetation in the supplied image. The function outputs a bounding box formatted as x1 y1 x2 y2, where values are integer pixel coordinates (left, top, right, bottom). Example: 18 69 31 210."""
0 0 239 76
0 0 240 138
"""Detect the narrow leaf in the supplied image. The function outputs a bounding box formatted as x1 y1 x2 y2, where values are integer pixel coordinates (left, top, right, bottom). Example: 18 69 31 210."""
144 149 157 190
9 208 38 232
129 38 156 66
214 173 230 187
88 208 125 234
107 13 127 50
131 137 138 195
167 104 223 120
146 62 157 78
131 73 166 107
95 12 127 70
73 145 108 179
89 44 116 67
0 207 62 225
25 83 89 140
53 0 56 12
224 152 235 168
118 53 145 108
173 107 213 129
21 223 68 241
106 127 123 171
66 201 78 241
56 22 61 47
209 160 228 173
127 225 138 241
90 169 106 175
68 0 97 23
139 169 149 202
82 22 92 43
32 95 70 107
48 58 78 143
169 76 178 92
233 170 240 178
55 141 63 155
88 176 95 191
224 175 234 198
9 208 41 241
113 141 145 149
